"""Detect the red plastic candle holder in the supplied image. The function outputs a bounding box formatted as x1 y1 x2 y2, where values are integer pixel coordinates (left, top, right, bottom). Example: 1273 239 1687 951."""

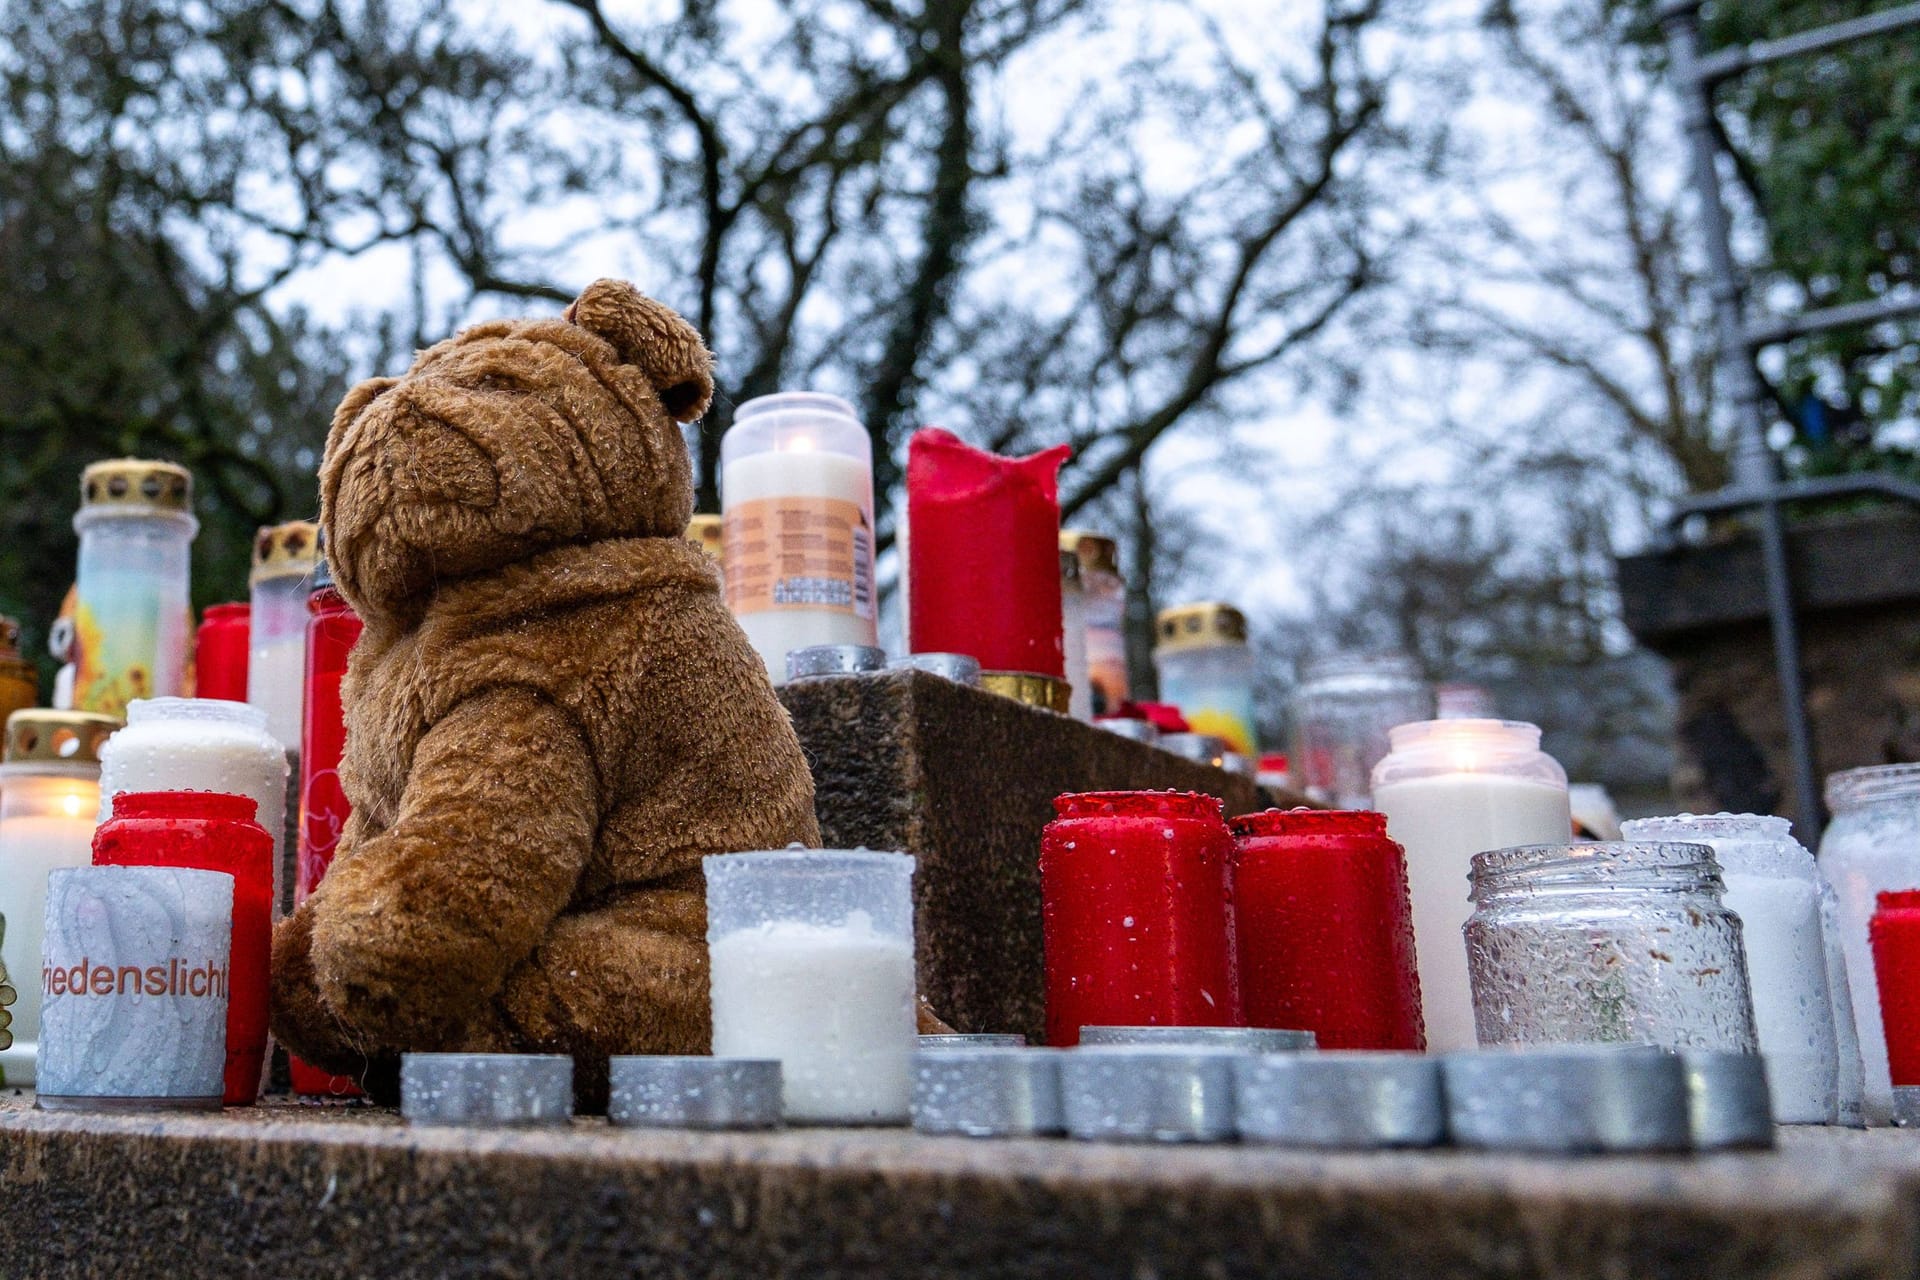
905 428 1070 677
1039 790 1241 1045
1229 809 1425 1051
91 790 273 1105
1871 889 1920 1088
194 602 251 703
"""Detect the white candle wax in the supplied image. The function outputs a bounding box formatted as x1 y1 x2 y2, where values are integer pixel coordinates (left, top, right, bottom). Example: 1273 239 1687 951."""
0 777 100 1085
722 447 877 681
1721 871 1839 1122
708 912 916 1123
247 629 307 756
1375 771 1572 1052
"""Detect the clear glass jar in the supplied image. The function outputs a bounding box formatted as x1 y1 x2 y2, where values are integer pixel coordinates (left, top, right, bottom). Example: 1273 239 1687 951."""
1819 763 1920 1122
1291 654 1433 809
1621 813 1839 1123
1372 719 1571 1052
1466 841 1759 1053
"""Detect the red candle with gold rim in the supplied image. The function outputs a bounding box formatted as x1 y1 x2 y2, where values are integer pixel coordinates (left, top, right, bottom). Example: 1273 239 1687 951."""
1039 790 1240 1045
91 790 273 1104
1229 808 1425 1050
906 428 1070 677
1871 889 1920 1088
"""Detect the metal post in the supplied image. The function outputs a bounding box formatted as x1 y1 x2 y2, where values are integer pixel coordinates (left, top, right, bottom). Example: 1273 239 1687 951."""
1661 2 1826 839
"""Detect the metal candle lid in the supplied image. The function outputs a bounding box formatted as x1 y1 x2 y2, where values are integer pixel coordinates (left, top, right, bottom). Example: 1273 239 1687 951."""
981 672 1071 713
4 709 119 767
913 1047 1064 1137
683 514 724 561
1442 1045 1691 1153
1061 1045 1237 1143
1096 717 1160 744
786 644 889 680
1679 1049 1774 1149
249 521 320 586
1060 529 1119 578
1155 602 1248 652
920 1033 1027 1049
607 1056 782 1131
1233 1052 1445 1149
80 459 193 514
889 653 984 687
400 1053 574 1127
1080 1025 1316 1052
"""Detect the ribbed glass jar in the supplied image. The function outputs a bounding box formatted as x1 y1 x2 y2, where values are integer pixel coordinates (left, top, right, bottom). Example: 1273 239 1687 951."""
1465 840 1759 1053
1290 654 1432 810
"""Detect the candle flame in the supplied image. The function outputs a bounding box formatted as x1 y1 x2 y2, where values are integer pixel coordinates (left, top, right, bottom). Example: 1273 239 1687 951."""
61 792 85 818
783 434 816 453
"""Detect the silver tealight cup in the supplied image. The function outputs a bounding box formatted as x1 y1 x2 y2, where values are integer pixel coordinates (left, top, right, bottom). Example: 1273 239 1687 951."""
1442 1044 1691 1154
786 645 889 681
607 1056 783 1130
400 1052 574 1126
913 1046 1063 1137
1061 1045 1238 1143
1233 1052 1444 1148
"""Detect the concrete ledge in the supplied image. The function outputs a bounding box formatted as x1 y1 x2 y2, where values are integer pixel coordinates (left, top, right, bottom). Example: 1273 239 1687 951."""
0 1099 1915 1278
782 671 1288 1042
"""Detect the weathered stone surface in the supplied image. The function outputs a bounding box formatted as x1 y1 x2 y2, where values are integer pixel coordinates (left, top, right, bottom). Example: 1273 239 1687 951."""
781 671 1283 1043
0 1100 1914 1279
1618 512 1920 828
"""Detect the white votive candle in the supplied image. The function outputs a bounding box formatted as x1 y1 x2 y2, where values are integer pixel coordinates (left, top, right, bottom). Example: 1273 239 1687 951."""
246 523 318 753
1372 719 1571 1053
721 393 878 682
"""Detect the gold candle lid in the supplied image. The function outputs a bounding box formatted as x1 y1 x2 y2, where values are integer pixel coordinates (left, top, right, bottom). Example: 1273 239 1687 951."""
1155 602 1248 652
250 520 321 586
1060 530 1119 578
4 709 120 767
684 513 724 561
981 672 1071 714
80 459 193 514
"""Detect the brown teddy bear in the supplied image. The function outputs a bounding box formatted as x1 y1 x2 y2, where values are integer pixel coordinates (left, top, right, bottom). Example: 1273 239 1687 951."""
270 279 822 1104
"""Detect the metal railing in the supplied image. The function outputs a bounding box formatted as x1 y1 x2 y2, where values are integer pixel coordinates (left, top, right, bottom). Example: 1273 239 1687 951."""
1657 0 1920 841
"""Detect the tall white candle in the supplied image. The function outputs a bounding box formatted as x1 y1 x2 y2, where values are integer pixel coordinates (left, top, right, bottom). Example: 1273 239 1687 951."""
721 393 877 682
0 769 102 1086
1372 719 1571 1053
247 571 311 754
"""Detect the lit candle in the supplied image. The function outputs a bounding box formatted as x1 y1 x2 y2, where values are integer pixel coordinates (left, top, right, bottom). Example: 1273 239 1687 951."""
722 393 877 682
905 428 1070 680
70 459 197 718
1371 718 1571 1052
0 710 117 1086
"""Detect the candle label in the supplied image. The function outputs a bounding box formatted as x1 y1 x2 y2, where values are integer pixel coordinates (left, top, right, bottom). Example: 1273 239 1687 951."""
724 497 874 620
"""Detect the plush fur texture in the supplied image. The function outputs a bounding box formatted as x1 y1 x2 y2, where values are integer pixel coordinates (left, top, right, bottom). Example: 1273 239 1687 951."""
270 279 821 1104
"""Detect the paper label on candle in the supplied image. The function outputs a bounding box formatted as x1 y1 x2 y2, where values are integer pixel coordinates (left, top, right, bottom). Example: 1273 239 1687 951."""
724 497 874 620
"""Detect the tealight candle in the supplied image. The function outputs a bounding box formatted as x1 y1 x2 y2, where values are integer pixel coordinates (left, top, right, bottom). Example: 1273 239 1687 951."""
1371 719 1571 1051
70 459 198 718
721 393 877 682
704 849 918 1124
0 710 116 1086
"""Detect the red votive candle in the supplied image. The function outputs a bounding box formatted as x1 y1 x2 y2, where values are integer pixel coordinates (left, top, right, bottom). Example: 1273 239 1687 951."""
91 790 273 1105
291 566 364 1097
1229 809 1424 1051
194 603 251 703
1039 790 1241 1045
1871 889 1920 1088
906 428 1071 677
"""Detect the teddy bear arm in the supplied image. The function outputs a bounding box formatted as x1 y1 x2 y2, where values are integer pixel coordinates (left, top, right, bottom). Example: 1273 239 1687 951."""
305 687 601 1052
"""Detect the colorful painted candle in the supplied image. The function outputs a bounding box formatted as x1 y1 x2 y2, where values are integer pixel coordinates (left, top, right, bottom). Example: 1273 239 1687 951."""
92 791 273 1106
70 459 197 718
1871 890 1920 1093
1154 603 1258 756
1229 809 1424 1051
906 428 1071 680
292 560 363 1097
193 604 250 703
1039 791 1241 1046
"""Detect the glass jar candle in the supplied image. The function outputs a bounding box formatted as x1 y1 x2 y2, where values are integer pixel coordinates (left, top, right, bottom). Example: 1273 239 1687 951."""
1466 841 1760 1053
1229 809 1424 1050
246 520 318 755
1821 763 1920 1121
1291 653 1433 809
1621 813 1840 1123
1061 551 1092 721
0 710 115 1086
1819 879 1869 1125
1871 892 1920 1104
292 559 363 1097
904 428 1069 681
704 849 918 1124
1039 791 1240 1046
71 459 197 717
1062 531 1128 716
0 618 39 731
1372 719 1571 1051
91 791 273 1106
721 392 877 682
1154 604 1258 757
193 603 250 703
97 698 287 912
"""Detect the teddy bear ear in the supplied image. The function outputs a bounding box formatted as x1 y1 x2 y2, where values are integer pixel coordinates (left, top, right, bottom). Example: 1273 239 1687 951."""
564 279 715 424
